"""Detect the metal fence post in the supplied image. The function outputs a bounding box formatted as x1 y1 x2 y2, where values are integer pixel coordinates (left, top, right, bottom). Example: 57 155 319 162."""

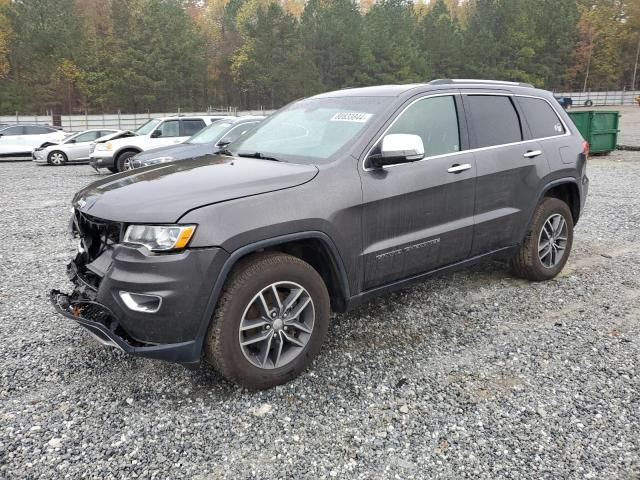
118 110 121 130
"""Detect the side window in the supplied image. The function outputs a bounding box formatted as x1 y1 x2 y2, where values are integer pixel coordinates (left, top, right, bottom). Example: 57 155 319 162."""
157 120 180 137
75 131 99 143
182 119 205 137
386 95 460 157
1 126 24 135
25 125 53 135
466 95 522 148
518 97 566 138
220 123 258 144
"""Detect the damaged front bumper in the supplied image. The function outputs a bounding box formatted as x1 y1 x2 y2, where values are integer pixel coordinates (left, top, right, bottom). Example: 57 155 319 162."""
50 209 228 366
50 289 199 364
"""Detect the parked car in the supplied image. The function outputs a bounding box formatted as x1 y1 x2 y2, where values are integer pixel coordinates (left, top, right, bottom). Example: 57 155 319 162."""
131 116 265 169
0 124 67 160
554 96 573 109
32 129 119 166
89 115 231 173
51 80 589 389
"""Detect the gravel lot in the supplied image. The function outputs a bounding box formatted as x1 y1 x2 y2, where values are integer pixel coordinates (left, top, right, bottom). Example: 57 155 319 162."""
1 145 639 478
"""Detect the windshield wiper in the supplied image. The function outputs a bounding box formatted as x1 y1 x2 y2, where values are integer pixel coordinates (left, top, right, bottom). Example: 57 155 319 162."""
216 147 234 157
237 151 283 162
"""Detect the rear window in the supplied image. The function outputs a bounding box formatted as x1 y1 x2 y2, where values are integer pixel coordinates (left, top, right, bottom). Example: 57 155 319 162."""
518 97 566 138
466 95 523 148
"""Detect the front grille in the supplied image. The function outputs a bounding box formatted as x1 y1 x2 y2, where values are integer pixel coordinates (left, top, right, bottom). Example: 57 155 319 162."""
73 210 123 264
70 210 123 291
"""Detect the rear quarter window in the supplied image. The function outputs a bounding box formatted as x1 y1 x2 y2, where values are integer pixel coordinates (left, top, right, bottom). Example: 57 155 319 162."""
465 95 523 148
518 97 566 139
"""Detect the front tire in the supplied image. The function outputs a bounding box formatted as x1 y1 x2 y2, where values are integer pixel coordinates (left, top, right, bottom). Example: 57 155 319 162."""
511 197 574 281
115 151 137 172
205 252 330 390
47 150 68 166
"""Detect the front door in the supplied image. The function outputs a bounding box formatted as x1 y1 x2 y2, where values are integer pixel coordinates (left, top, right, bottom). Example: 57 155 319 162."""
359 94 476 290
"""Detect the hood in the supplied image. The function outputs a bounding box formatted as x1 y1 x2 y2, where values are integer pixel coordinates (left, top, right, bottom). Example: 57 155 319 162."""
97 130 136 143
73 155 319 223
134 142 208 163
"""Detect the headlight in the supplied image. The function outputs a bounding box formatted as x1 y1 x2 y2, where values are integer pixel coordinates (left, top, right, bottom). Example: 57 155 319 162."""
96 143 113 151
123 225 196 251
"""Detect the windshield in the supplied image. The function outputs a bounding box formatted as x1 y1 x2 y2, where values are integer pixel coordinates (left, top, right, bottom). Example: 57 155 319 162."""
135 119 161 135
187 121 233 144
228 96 391 163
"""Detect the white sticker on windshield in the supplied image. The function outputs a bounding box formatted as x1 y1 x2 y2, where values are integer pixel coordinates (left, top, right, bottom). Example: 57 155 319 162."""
330 112 373 123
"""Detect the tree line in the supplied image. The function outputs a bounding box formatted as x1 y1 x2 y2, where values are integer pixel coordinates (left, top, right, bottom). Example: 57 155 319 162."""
0 0 637 115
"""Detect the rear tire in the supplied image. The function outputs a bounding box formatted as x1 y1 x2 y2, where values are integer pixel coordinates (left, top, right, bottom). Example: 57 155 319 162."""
47 151 67 166
511 197 574 281
204 252 330 390
115 151 137 172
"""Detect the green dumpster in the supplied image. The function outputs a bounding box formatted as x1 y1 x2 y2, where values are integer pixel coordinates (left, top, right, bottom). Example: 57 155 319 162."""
567 110 620 154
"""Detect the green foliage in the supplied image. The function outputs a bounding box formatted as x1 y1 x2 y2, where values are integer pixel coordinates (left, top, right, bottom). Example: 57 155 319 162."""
0 0 634 113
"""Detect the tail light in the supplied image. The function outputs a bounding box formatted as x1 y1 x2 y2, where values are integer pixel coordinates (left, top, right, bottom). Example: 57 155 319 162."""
582 140 590 158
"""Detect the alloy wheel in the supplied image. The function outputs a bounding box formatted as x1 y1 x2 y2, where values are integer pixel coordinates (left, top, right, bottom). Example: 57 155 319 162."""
238 281 315 370
538 213 568 268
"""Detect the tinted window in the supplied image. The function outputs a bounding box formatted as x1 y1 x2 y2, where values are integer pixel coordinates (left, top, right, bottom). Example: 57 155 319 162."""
182 119 205 137
158 120 180 137
25 125 54 134
466 95 522 148
518 97 566 138
220 122 258 144
1 126 24 135
387 95 460 157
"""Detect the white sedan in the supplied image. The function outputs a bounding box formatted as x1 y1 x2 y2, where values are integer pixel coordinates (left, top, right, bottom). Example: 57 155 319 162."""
32 129 119 165
0 124 68 160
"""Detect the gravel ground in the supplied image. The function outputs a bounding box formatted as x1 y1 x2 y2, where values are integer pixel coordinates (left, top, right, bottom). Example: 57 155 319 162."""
1 146 640 479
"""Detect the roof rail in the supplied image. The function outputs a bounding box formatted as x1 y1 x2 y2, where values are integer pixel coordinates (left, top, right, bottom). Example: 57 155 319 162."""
428 79 534 88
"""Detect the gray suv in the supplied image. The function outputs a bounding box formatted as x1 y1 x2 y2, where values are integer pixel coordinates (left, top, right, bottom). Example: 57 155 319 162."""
51 80 589 389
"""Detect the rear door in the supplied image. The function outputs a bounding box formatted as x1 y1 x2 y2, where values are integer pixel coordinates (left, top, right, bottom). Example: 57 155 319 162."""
359 93 477 290
0 126 26 145
461 92 549 256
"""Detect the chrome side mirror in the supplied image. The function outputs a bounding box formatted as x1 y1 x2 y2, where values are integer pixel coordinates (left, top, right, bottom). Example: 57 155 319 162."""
369 133 425 168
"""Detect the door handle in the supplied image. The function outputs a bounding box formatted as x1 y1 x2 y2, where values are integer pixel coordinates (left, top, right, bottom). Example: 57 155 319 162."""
447 163 472 174
524 150 542 158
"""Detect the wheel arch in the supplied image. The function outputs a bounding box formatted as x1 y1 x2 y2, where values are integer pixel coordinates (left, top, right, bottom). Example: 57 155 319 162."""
195 232 351 357
114 146 142 161
542 180 581 225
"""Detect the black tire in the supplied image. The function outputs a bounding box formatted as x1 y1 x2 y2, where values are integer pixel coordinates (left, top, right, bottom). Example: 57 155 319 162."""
511 197 574 281
47 150 68 166
205 252 330 390
107 167 118 174
584 99 593 107
115 150 137 172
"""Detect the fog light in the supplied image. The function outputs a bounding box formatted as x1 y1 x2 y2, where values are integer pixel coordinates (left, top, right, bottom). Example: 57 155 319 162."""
119 291 162 313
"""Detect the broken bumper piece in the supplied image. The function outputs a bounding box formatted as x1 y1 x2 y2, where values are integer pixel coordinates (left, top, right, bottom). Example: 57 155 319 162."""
50 289 200 366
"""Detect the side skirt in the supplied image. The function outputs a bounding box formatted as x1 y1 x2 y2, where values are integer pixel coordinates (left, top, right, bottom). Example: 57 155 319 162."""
345 245 518 311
